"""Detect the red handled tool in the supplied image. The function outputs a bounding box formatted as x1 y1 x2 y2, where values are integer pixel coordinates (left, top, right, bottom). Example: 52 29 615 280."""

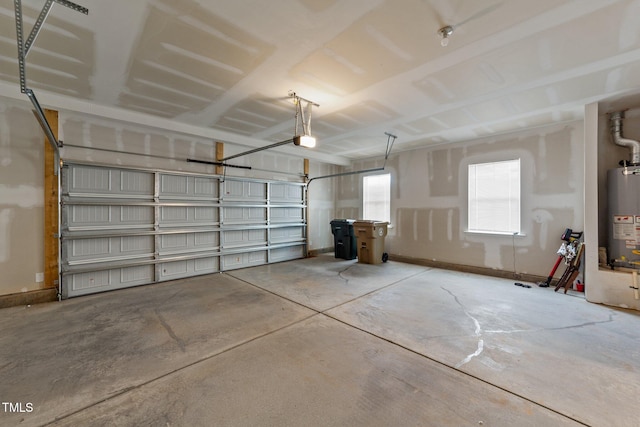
538 228 583 288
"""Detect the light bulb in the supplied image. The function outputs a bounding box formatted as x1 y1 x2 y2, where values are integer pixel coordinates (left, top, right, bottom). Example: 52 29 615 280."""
438 25 453 48
293 135 316 148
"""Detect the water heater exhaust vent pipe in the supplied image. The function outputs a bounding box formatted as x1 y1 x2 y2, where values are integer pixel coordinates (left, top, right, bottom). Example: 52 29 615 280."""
610 111 640 166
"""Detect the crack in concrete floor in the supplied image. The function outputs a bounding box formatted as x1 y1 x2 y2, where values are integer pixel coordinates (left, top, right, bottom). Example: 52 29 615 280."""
440 286 616 370
154 307 186 352
442 287 486 368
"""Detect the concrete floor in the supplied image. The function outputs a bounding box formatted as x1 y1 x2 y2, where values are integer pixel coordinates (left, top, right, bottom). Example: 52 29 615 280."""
1 254 639 426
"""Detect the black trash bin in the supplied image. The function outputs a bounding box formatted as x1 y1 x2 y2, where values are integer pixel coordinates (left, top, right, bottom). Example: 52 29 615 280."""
330 219 357 260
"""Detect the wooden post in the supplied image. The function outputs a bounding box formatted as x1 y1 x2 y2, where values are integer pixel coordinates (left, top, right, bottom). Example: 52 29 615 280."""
43 109 59 290
215 142 224 175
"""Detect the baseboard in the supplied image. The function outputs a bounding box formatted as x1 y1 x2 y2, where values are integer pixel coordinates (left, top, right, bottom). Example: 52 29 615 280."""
307 247 334 257
389 254 553 285
0 288 58 309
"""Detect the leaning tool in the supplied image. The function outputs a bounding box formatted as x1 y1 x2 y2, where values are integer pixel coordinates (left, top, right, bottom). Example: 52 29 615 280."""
555 243 585 293
538 228 582 287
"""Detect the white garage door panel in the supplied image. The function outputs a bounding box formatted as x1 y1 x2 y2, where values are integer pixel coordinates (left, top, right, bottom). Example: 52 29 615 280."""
67 166 154 198
271 226 305 243
61 163 306 298
222 229 267 249
158 256 219 281
66 205 155 230
159 231 220 255
270 183 303 203
160 175 219 200
270 245 305 262
271 207 304 223
160 174 188 196
223 179 266 201
66 265 155 296
222 250 267 270
64 235 155 264
223 207 267 225
159 206 219 227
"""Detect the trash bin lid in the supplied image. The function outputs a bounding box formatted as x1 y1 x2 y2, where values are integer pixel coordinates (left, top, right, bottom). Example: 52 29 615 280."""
353 220 388 238
353 220 388 226
330 219 356 224
331 219 357 236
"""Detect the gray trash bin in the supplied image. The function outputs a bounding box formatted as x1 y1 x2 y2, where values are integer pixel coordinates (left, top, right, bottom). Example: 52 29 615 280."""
330 219 357 260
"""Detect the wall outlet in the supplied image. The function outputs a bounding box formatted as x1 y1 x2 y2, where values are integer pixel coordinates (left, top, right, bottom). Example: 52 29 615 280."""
35 272 44 283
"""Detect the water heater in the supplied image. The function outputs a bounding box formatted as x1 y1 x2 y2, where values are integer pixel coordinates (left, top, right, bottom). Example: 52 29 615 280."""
608 167 640 267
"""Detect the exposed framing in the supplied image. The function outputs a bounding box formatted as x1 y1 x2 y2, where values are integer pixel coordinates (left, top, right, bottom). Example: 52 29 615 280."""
44 109 59 292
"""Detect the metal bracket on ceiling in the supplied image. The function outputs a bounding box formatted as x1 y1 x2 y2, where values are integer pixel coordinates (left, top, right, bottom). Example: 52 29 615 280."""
383 132 397 167
51 0 89 14
14 0 89 93
13 0 88 169
289 91 319 137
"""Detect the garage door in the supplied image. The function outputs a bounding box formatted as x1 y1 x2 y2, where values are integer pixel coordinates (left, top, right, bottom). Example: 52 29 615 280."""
60 163 306 298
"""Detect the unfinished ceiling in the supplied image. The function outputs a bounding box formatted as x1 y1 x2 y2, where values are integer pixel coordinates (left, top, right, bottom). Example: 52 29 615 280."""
1 0 640 165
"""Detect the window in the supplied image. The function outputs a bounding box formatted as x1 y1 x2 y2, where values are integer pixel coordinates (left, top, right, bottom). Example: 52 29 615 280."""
468 159 520 234
363 173 390 223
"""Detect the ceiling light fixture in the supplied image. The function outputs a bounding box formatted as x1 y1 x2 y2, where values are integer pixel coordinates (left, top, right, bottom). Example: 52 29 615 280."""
438 25 454 47
219 92 319 162
293 134 316 148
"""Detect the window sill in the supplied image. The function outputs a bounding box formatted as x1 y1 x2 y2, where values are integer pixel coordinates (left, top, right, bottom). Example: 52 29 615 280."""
465 230 526 237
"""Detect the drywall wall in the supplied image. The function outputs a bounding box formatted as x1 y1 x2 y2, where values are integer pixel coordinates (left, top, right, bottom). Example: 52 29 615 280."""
336 121 585 279
0 94 336 299
307 162 339 252
0 97 46 295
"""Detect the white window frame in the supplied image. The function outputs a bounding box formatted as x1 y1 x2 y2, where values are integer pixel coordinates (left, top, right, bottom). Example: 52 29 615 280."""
363 173 391 223
468 159 521 235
